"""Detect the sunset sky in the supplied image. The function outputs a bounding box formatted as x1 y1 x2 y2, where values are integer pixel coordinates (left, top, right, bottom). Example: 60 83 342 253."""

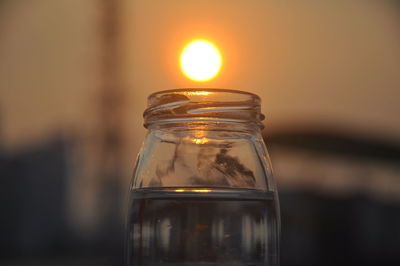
1 0 399 153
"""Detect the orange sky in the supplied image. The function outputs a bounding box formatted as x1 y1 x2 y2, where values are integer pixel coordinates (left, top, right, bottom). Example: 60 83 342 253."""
0 0 400 152
123 0 400 151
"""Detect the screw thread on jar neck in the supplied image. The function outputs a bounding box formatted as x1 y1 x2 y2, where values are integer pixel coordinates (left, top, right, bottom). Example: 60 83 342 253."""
143 89 265 130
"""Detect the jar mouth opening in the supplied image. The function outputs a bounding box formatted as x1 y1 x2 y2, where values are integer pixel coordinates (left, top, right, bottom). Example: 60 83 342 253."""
144 88 265 128
147 88 261 101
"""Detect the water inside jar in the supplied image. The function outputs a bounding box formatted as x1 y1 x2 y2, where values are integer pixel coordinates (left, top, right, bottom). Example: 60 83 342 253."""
126 187 279 266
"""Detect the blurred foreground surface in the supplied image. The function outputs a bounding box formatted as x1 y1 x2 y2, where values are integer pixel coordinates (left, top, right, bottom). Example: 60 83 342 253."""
1 129 399 266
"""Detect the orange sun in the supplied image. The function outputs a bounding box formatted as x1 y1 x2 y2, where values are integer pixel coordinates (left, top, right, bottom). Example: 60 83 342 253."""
180 39 222 82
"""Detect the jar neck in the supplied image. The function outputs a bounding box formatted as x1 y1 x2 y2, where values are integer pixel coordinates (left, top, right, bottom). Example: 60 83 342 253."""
147 120 261 135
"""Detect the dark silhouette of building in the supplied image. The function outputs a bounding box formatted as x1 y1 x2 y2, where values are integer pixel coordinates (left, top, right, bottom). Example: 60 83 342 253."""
267 128 400 266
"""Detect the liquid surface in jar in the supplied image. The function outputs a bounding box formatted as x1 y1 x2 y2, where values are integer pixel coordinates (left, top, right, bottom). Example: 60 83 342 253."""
126 187 279 266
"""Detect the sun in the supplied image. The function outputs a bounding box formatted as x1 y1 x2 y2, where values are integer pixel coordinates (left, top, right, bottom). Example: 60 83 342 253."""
180 39 222 82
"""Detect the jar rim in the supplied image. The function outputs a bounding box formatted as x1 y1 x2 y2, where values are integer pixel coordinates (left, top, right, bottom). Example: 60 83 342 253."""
144 88 264 129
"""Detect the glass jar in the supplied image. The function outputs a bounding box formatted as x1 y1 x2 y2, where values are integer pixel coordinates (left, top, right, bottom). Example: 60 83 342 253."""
126 89 280 266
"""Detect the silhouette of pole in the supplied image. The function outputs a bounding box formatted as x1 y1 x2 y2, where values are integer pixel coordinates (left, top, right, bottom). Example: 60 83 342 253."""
97 0 124 245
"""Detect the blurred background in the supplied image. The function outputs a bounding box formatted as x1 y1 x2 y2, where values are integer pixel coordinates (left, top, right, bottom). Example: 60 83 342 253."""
0 0 399 265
